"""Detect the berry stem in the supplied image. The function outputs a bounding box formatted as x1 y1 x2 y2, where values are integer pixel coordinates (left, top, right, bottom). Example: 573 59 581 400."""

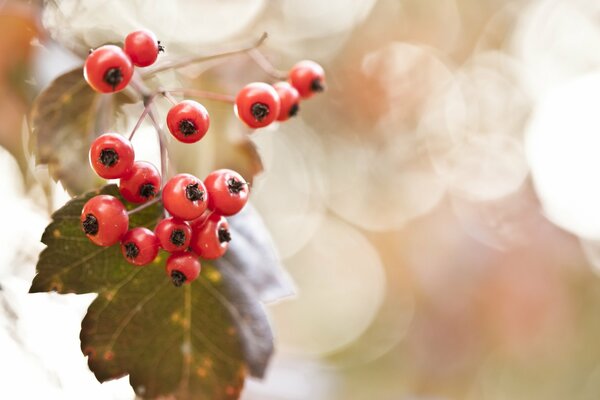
146 107 169 185
128 103 152 141
161 88 235 104
143 32 269 77
161 91 178 106
247 49 288 80
127 196 161 215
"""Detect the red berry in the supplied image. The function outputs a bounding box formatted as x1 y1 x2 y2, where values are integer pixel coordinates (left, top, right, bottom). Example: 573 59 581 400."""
81 195 129 246
190 213 230 259
124 29 163 67
235 82 281 128
120 227 160 266
166 100 210 143
166 252 201 286
204 169 249 216
162 174 209 221
89 133 135 179
84 45 133 93
119 161 161 204
288 60 325 99
273 82 300 121
155 217 192 253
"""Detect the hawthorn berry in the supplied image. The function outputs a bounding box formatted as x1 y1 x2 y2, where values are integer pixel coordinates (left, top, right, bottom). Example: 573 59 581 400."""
155 217 192 253
120 227 160 266
162 173 209 221
124 29 163 67
235 82 281 128
81 195 129 247
166 252 201 287
84 45 133 93
89 133 135 179
204 169 249 216
166 100 210 143
273 82 300 121
190 213 230 259
119 161 161 204
288 60 325 99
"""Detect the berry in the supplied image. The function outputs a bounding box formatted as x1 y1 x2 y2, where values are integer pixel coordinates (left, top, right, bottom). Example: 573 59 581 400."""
124 29 163 67
120 227 160 266
155 217 192 253
235 82 281 128
273 82 300 121
162 173 209 221
119 161 161 204
81 195 129 246
89 133 135 179
190 213 230 259
288 60 325 99
166 252 201 287
204 169 249 216
84 45 134 93
166 100 210 143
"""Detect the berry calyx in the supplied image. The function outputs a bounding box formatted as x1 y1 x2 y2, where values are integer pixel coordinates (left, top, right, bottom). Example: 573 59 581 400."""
162 174 209 221
204 169 249 216
120 227 160 266
81 195 129 246
273 82 300 121
84 45 134 93
89 133 135 179
166 100 210 143
190 213 230 259
155 217 192 253
166 253 201 287
288 60 325 99
124 29 162 67
119 161 161 204
235 82 281 128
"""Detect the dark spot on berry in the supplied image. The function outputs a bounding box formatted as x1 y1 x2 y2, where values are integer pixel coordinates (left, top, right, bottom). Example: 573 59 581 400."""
82 214 99 235
289 103 299 117
124 242 140 260
185 183 204 202
178 119 197 136
99 148 119 167
250 102 270 122
158 40 165 53
139 183 156 199
310 78 325 93
227 178 245 194
171 270 186 287
218 227 231 244
103 67 124 90
170 229 186 246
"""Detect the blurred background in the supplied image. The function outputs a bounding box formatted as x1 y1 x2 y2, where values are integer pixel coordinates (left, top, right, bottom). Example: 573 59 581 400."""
3 0 600 399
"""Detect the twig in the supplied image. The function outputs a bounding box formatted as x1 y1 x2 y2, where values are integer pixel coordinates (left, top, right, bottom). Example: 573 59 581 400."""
248 49 287 80
127 196 161 215
160 88 235 104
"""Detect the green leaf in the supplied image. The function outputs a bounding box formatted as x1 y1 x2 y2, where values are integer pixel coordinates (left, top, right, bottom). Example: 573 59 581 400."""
30 68 134 196
30 185 275 400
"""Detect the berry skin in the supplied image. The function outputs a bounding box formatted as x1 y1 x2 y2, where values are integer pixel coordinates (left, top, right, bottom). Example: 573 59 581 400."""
166 100 210 143
120 227 160 266
89 133 135 179
155 217 192 253
119 161 161 204
288 60 325 99
166 252 201 287
190 213 231 259
81 195 129 247
84 45 134 93
235 82 281 128
204 169 249 216
124 29 163 67
162 173 209 221
273 82 300 121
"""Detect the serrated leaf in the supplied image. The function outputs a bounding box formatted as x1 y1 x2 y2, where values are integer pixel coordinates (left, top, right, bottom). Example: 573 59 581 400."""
30 185 274 400
30 68 134 196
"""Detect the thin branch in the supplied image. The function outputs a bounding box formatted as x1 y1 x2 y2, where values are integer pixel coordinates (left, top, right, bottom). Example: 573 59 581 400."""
161 88 235 104
146 106 169 185
128 105 151 141
248 48 287 80
144 32 269 77
127 196 161 215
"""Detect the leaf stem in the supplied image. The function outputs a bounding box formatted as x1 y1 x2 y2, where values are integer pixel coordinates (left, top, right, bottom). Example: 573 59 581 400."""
127 196 161 215
247 49 288 80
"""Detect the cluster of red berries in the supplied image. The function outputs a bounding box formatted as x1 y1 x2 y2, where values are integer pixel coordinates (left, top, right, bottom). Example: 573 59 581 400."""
81 134 249 286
